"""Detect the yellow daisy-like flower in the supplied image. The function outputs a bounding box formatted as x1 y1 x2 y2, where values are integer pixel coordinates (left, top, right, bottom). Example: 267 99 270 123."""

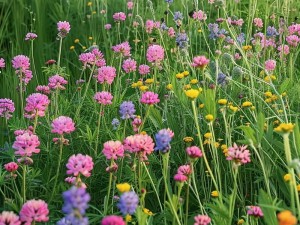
284 173 292 182
185 89 200 100
125 214 132 222
218 99 227 105
199 103 205 109
264 75 276 82
250 106 255 111
74 39 80 43
139 85 148 92
204 132 212 139
183 137 194 143
87 2 92 6
131 82 138 88
183 71 189 76
176 73 184 79
281 92 287 97
145 78 154 84
237 219 245 224
82 46 87 50
70 46 75 50
242 45 252 51
198 29 202 33
190 79 198 84
136 80 143 87
264 91 272 97
166 84 173 90
92 11 96 14
205 114 214 122
116 183 131 193
140 131 147 135
242 101 252 107
274 123 295 133
143 208 154 216
211 190 219 197
214 142 220 148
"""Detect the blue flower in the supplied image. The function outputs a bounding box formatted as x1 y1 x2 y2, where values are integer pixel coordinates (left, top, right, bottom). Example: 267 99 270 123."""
117 191 139 215
217 72 227 86
154 129 172 153
112 118 120 130
165 0 173 3
174 11 183 21
119 101 136 119
266 26 279 37
176 32 189 49
208 23 227 40
236 33 245 45
160 22 169 31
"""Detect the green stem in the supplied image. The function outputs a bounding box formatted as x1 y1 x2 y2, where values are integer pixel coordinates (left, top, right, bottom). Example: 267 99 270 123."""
22 165 27 204
32 111 39 134
185 178 191 225
104 159 114 215
19 74 24 115
94 104 103 156
57 37 63 68
228 168 238 225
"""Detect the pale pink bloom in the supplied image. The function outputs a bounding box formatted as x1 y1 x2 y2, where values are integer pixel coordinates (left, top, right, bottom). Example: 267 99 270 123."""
57 21 71 37
133 21 139 27
138 64 150 75
234 53 242 60
79 52 96 66
51 116 75 135
228 17 244 26
278 44 290 57
100 10 106 14
96 66 116 84
191 56 209 69
36 85 51 95
25 33 38 41
92 48 106 67
94 91 113 105
288 24 300 35
174 174 188 182
145 20 155 33
0 58 5 68
48 74 68 90
186 146 203 158
226 143 251 166
261 37 276 48
208 0 215 4
19 200 49 224
177 165 192 176
21 70 33 85
132 116 142 133
0 211 21 225
102 140 124 160
127 1 134 9
247 206 264 217
192 10 207 21
194 214 211 225
65 176 76 184
113 12 126 21
253 18 263 28
4 162 19 172
122 58 137 73
13 133 40 157
0 98 15 119
112 42 131 57
14 128 33 136
168 27 176 38
24 93 50 119
146 45 164 63
123 134 154 160
12 55 30 70
105 24 112 30
265 59 276 71
66 154 94 177
140 91 160 105
286 35 300 47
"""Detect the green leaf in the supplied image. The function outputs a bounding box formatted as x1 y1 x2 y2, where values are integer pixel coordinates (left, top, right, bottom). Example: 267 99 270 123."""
293 122 300 156
237 125 257 145
149 107 163 129
258 189 278 225
256 112 265 143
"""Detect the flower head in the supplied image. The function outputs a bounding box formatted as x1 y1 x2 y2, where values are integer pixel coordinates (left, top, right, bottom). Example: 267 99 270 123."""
113 12 126 22
226 143 251 166
194 214 211 225
138 64 150 75
191 56 209 69
265 59 276 71
94 91 113 105
116 183 131 193
0 98 15 119
12 55 30 71
122 58 137 73
112 42 131 57
140 91 160 105
19 200 49 224
123 134 154 160
277 210 297 225
119 101 136 119
154 129 173 153
0 58 5 68
51 116 75 135
185 89 200 100
66 154 94 177
4 162 19 172
101 215 125 225
186 146 203 158
96 66 116 85
13 133 40 157
25 33 38 41
102 141 124 160
57 21 71 37
48 74 68 90
247 206 263 217
0 211 21 225
117 191 139 215
146 44 164 64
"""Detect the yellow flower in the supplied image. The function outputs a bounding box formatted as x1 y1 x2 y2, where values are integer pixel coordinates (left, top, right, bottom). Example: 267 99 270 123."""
183 137 194 143
214 142 220 148
274 123 295 133
277 210 297 225
284 173 292 182
140 131 147 135
92 11 96 14
242 101 252 107
281 92 287 97
199 103 205 109
183 71 189 76
87 1 92 6
82 46 87 50
131 82 138 88
190 79 198 84
116 183 131 193
185 89 200 100
205 114 214 122
166 84 173 90
218 99 227 105
125 214 132 222
264 91 272 97
136 81 143 86
204 132 212 139
143 208 154 216
242 45 252 51
264 75 276 82
139 85 148 92
145 78 154 84
74 39 80 43
211 190 219 197
198 29 202 33
237 219 245 224
176 73 184 79
88 36 93 40
184 84 191 90
250 106 255 111
70 46 75 50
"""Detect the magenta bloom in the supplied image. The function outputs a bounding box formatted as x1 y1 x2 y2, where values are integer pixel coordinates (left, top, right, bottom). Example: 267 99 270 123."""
286 35 300 47
36 85 51 95
253 18 263 28
264 59 276 71
112 42 131 57
0 98 15 119
4 162 19 172
140 91 160 105
51 116 75 135
122 58 137 73
94 91 113 105
13 132 40 157
102 215 125 225
12 55 30 70
0 211 21 225
226 143 251 166
191 56 209 69
0 58 5 68
132 116 142 133
186 146 202 159
96 66 117 84
247 206 264 217
123 134 154 160
24 93 50 119
174 174 188 182
145 20 155 33
102 140 124 160
79 52 96 66
168 27 176 38
66 154 94 177
19 199 49 224
104 24 112 30
192 10 207 21
146 44 164 64
194 214 211 225
177 165 192 176
25 33 38 41
57 21 71 37
48 74 68 90
138 64 150 75
113 12 126 21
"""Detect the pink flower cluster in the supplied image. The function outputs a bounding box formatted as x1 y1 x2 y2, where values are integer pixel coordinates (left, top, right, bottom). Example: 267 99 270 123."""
13 132 40 157
288 23 300 35
193 10 207 21
24 93 50 119
264 59 276 71
194 214 211 225
79 48 106 68
36 85 51 95
226 143 251 166
113 12 126 22
0 98 15 119
174 165 192 182
186 146 203 159
146 44 164 64
127 1 134 10
102 215 125 225
19 199 49 224
140 91 160 105
247 206 264 217
123 134 154 160
96 66 117 84
0 58 5 68
25 32 38 41
191 56 210 69
0 211 21 225
12 55 30 71
112 42 131 57
48 74 68 90
66 154 94 177
227 17 244 26
102 140 124 160
145 20 160 33
4 162 19 172
57 21 71 37
94 91 113 105
253 18 263 28
286 35 300 47
138 64 150 75
51 116 75 135
122 58 137 73
132 116 142 133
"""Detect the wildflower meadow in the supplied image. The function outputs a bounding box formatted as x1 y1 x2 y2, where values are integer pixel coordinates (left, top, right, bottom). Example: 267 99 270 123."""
1 0 300 224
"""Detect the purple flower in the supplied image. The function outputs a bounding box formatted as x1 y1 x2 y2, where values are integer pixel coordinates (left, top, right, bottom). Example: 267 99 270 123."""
25 33 38 41
117 191 139 215
119 101 135 119
154 129 173 153
57 21 71 37
0 98 15 119
12 55 30 71
176 32 189 49
0 58 5 68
